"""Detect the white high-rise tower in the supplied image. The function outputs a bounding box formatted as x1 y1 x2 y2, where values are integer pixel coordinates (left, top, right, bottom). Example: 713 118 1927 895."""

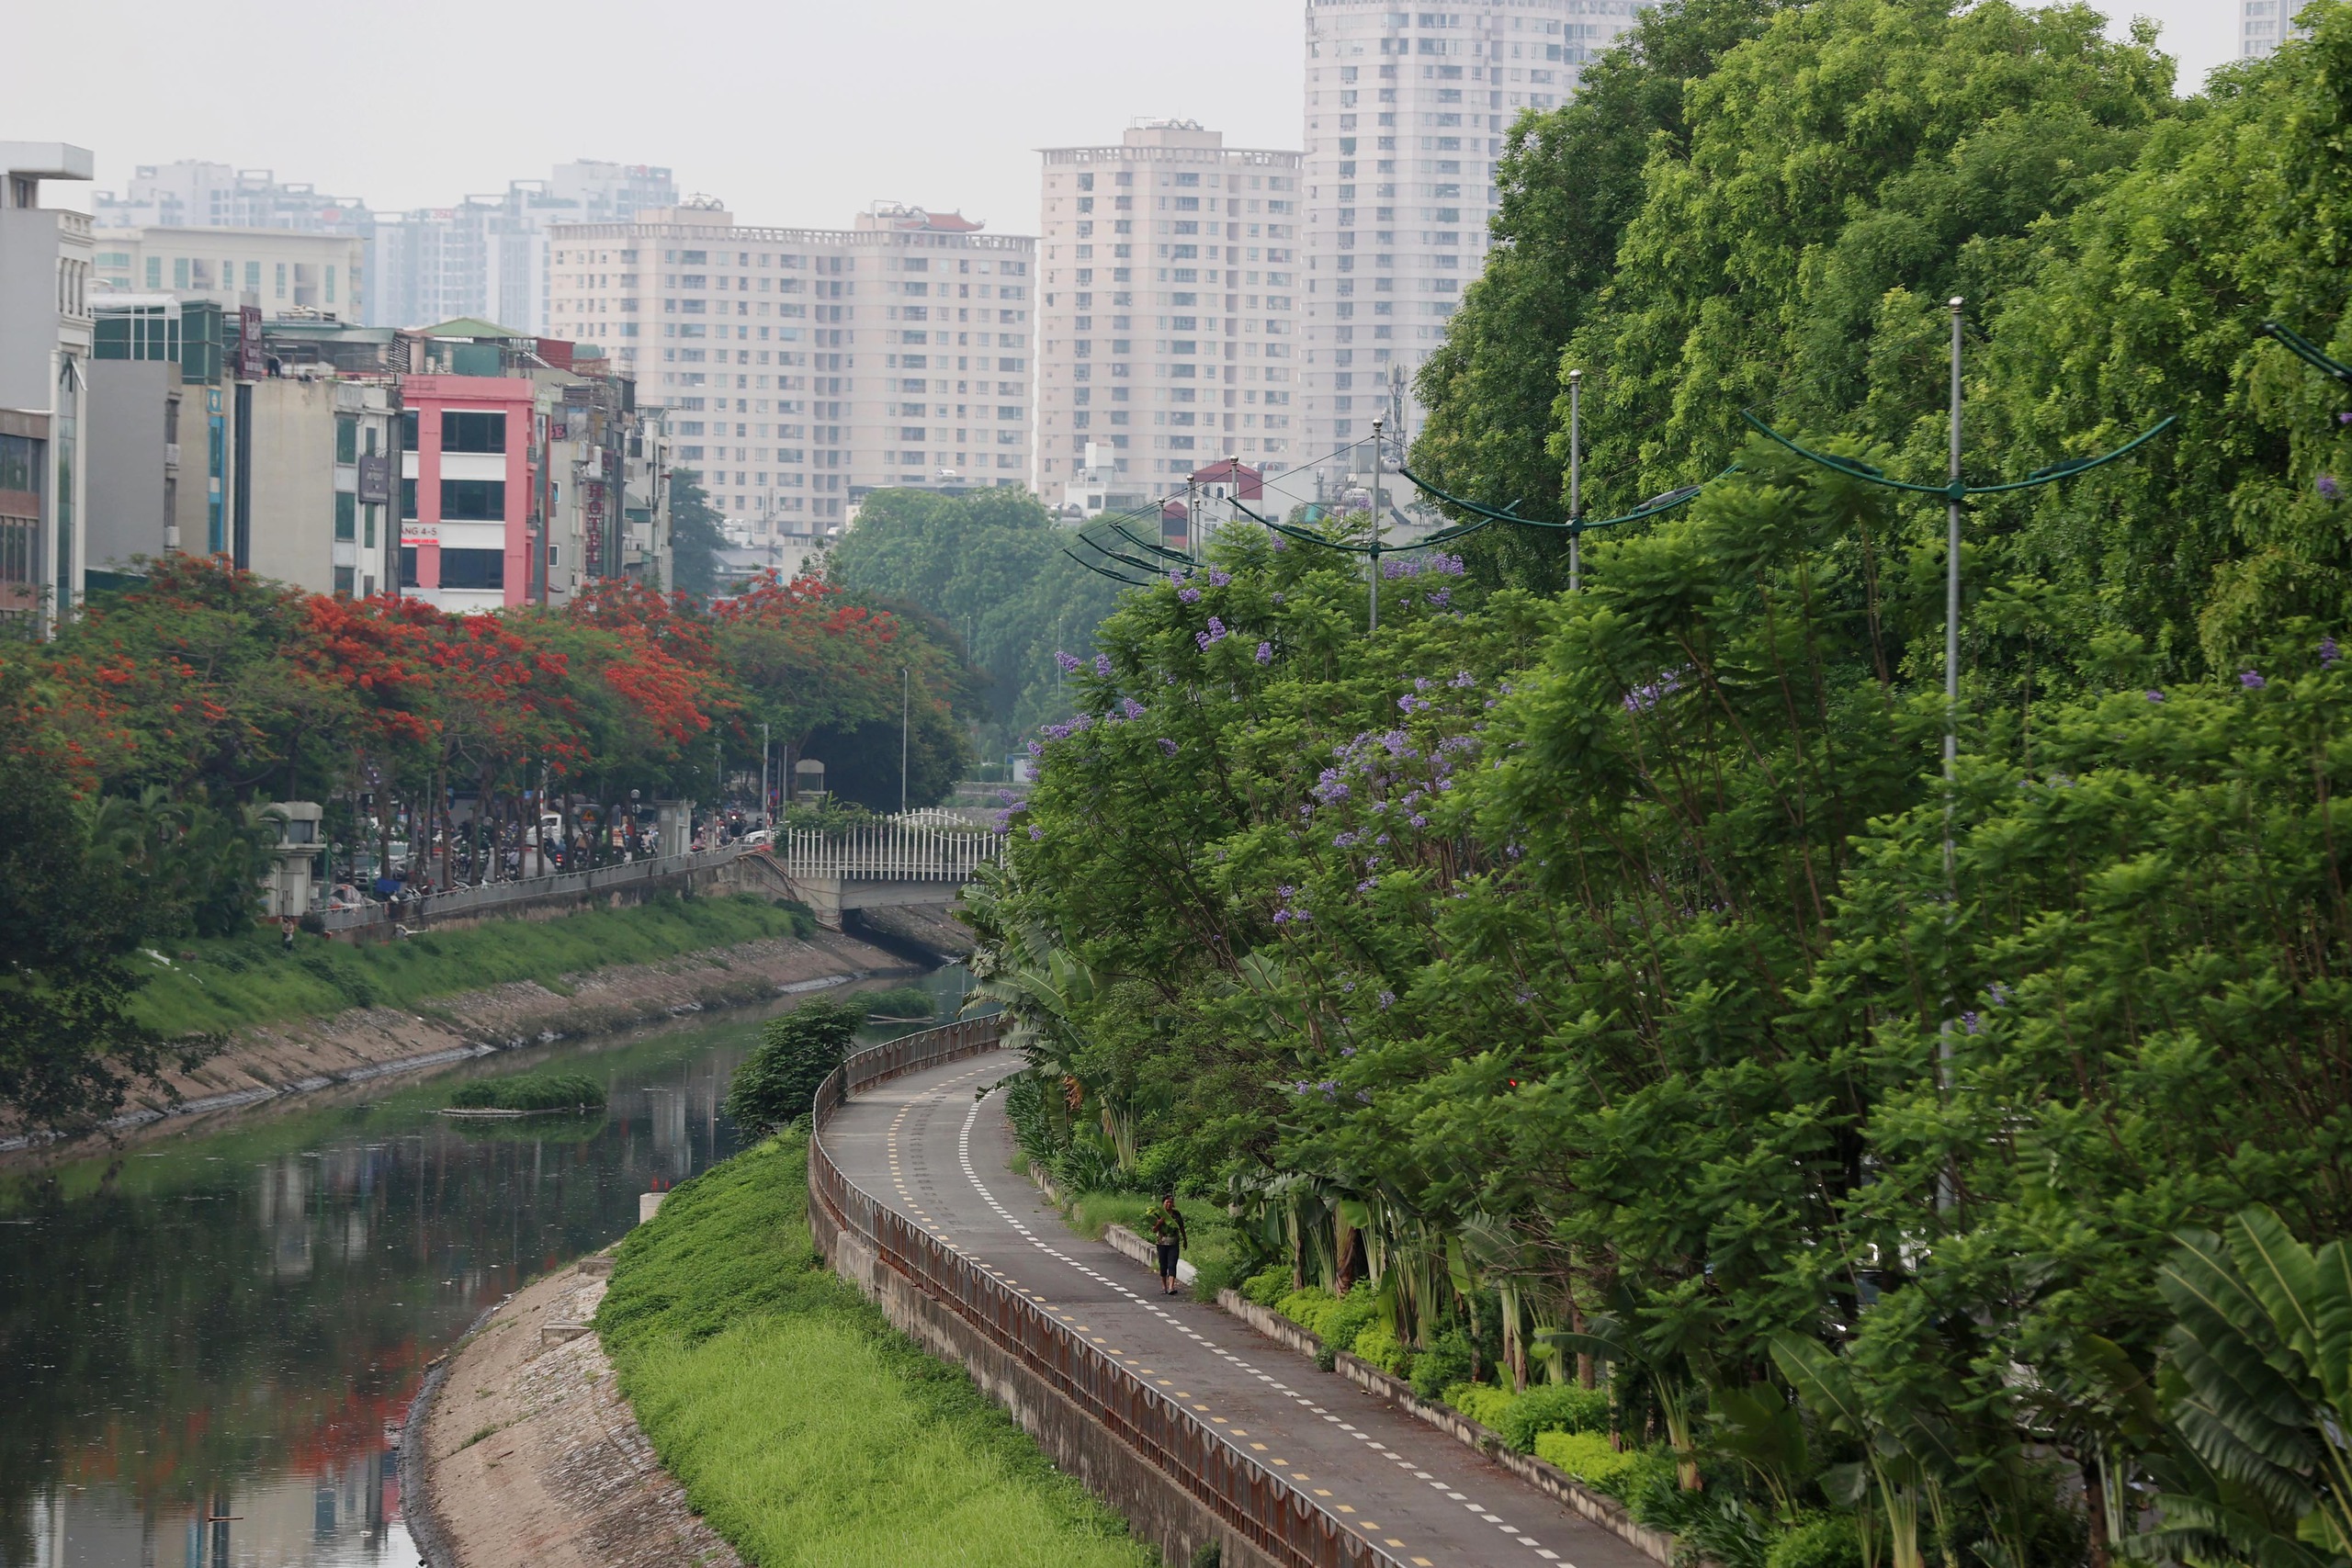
1301 0 1647 473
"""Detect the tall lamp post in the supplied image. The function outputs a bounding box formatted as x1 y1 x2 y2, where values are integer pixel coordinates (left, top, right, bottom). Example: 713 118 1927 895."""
899 667 910 816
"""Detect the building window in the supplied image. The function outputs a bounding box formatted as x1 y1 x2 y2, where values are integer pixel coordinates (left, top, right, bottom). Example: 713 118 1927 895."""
335 492 356 541
438 548 504 590
334 565 356 595
400 411 419 451
275 263 287 299
335 416 358 465
439 479 504 520
440 412 506 453
400 546 419 588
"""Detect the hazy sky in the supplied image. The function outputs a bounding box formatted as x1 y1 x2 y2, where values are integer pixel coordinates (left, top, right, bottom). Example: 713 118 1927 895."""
16 0 2241 231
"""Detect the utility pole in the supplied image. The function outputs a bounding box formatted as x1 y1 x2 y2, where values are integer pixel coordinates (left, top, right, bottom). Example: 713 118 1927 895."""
1370 417 1384 633
1567 370 1583 592
899 667 910 816
1944 298 1964 881
759 721 770 829
1939 296 1964 1127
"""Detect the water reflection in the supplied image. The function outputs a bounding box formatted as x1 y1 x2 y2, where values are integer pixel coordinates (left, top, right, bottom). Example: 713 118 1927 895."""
0 967 971 1567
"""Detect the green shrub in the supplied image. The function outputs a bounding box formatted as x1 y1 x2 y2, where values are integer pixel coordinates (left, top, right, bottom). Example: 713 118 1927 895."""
1533 1430 1672 1499
1498 1382 1611 1453
1275 1285 1338 1337
1445 1382 1520 1431
722 998 862 1136
1410 1330 1475 1402
1351 1323 1413 1377
1766 1517 1863 1568
861 985 933 1020
447 1071 605 1111
1239 1265 1292 1307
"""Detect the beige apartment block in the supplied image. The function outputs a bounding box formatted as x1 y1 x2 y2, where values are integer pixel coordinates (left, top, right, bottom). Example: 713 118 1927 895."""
1300 0 1646 471
547 200 1035 539
1035 120 1303 509
91 225 365 319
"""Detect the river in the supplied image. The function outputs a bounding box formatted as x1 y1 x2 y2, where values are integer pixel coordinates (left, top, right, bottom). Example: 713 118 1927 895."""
0 966 975 1568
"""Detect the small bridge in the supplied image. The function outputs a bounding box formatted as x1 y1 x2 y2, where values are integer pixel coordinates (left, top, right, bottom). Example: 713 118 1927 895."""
749 821 1005 930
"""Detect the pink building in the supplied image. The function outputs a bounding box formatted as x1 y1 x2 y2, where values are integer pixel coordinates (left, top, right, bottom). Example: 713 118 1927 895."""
397 374 537 612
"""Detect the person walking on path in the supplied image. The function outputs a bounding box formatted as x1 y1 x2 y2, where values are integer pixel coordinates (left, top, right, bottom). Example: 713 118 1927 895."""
1150 1195 1189 1296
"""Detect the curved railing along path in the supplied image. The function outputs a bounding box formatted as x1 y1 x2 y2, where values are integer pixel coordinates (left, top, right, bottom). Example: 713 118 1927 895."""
809 1019 1399 1568
809 1021 1655 1568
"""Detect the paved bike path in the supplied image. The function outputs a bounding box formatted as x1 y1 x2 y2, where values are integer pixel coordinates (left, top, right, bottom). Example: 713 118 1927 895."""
820 1050 1655 1568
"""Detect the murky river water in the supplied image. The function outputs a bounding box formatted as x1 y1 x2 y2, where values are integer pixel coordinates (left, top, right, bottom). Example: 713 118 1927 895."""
0 967 972 1568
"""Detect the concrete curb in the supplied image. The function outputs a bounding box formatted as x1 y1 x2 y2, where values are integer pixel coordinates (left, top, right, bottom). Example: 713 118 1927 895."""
1210 1289 1686 1567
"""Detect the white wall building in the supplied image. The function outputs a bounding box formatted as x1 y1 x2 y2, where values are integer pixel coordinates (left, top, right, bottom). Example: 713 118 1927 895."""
0 143 96 636
2243 0 2301 55
1300 0 1645 472
548 199 1035 541
1036 120 1303 509
93 161 373 240
92 225 365 318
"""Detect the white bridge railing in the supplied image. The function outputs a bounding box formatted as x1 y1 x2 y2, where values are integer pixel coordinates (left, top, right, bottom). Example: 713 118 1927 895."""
774 823 1005 882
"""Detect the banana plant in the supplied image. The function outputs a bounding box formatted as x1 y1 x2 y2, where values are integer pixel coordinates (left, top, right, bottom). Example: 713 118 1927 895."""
1551 1303 1712 1489
2138 1204 2352 1568
1768 1331 1966 1568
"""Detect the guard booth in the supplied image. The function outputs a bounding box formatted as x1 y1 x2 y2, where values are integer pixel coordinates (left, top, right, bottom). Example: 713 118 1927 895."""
793 757 827 803
654 798 695 858
263 802 323 917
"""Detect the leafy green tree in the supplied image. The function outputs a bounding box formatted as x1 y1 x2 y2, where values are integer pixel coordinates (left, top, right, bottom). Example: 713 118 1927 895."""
1412 0 1785 589
666 468 730 599
0 673 207 1132
722 998 863 1136
827 487 1124 750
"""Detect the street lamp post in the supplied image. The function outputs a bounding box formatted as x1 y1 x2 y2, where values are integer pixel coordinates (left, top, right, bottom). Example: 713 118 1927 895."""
1567 370 1583 592
1370 417 1385 633
900 667 910 816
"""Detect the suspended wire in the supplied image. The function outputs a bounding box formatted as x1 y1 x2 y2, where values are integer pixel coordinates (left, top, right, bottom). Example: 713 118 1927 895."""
1738 410 2177 500
2258 320 2352 388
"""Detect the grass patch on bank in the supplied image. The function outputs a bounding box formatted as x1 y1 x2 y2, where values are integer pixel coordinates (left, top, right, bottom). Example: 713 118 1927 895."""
599 1135 1154 1568
130 894 816 1038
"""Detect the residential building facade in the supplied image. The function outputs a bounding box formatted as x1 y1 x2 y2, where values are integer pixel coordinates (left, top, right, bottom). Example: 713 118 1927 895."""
87 295 230 575
398 366 537 614
546 198 1035 544
0 143 96 635
394 321 670 611
92 225 366 319
1299 0 1645 471
1036 121 1303 509
93 161 372 243
2244 0 2301 55
371 162 676 333
243 370 401 598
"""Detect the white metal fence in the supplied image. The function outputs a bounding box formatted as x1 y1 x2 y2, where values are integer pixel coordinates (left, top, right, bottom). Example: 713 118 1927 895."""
776 823 1005 882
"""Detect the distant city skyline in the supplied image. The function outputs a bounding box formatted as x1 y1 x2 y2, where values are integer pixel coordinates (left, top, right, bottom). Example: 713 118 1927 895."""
14 0 2244 237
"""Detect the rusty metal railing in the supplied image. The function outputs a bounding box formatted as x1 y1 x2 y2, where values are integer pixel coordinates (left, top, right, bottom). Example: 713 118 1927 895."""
808 1019 1401 1568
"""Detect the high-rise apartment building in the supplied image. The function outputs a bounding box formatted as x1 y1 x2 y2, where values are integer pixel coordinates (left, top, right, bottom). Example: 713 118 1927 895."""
94 161 373 239
371 162 676 332
1301 0 1645 469
2243 0 2300 56
1035 121 1305 506
548 199 1035 536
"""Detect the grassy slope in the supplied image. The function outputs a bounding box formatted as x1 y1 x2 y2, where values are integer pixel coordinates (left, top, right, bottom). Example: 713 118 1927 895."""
128 894 812 1039
598 1136 1155 1568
